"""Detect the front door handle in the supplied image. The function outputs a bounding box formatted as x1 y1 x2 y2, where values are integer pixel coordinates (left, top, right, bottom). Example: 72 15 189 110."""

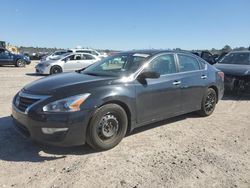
173 81 181 85
201 75 207 79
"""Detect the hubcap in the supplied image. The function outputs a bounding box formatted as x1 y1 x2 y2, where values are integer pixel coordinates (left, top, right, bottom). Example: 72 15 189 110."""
53 68 60 73
98 114 119 139
205 92 216 113
18 60 24 66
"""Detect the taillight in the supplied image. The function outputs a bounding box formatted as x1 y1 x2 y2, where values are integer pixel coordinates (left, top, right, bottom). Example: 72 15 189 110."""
218 71 224 81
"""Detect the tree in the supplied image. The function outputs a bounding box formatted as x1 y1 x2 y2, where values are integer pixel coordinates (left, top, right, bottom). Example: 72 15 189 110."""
222 45 232 53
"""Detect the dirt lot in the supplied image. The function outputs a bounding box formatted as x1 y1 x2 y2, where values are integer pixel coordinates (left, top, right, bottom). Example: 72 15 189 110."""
0 62 249 188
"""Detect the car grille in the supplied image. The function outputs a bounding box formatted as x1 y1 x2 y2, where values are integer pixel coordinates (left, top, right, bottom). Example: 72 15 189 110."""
14 92 49 113
17 96 40 112
13 91 49 113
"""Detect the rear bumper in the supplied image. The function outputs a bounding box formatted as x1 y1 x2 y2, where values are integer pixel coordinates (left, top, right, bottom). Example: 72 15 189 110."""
12 104 93 146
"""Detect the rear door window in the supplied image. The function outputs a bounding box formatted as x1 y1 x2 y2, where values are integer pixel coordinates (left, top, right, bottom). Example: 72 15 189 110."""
178 54 200 72
83 54 95 60
147 54 177 75
199 59 207 69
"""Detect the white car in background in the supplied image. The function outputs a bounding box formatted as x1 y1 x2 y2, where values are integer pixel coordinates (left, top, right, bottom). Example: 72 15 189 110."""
36 52 100 74
70 48 108 59
41 50 72 61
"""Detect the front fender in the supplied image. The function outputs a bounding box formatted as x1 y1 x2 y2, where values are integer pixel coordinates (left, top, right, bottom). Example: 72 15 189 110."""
81 83 137 131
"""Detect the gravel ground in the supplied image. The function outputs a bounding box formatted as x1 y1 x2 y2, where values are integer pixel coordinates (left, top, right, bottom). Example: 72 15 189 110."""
0 62 249 188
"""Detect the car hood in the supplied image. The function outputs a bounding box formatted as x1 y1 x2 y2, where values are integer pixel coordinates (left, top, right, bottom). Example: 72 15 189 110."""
214 63 250 76
23 72 115 95
49 56 61 60
38 59 58 65
15 54 25 59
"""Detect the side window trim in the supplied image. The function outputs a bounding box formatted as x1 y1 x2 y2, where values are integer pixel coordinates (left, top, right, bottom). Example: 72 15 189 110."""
198 59 208 70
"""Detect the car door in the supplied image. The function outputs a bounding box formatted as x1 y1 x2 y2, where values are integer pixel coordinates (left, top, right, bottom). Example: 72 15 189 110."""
63 54 83 72
0 49 13 65
135 53 182 125
176 53 208 113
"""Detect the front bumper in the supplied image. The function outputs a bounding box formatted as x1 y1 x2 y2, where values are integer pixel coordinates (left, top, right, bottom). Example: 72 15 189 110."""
25 60 31 65
12 104 93 146
35 65 50 74
224 74 250 92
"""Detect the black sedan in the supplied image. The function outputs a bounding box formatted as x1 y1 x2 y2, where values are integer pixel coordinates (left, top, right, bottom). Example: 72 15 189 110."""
214 51 250 92
12 50 224 150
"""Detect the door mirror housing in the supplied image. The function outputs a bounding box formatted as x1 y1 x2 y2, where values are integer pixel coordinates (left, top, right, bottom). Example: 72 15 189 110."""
138 71 160 79
64 58 70 62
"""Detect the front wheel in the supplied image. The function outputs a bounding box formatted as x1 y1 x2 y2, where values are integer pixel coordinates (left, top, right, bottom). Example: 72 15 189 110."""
198 88 217 117
86 104 128 151
15 59 26 67
50 66 62 74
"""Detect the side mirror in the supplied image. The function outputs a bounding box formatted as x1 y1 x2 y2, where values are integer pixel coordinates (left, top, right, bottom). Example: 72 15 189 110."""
64 58 69 62
138 71 160 79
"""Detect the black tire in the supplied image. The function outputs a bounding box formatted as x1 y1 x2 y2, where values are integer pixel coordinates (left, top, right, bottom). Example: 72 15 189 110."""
198 88 217 117
15 59 26 67
50 66 62 74
86 104 128 151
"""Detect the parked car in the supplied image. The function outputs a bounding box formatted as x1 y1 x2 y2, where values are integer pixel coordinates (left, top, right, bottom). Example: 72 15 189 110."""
192 51 216 65
12 50 224 150
215 52 228 63
214 51 250 92
41 50 72 61
35 52 100 74
0 48 31 67
70 48 108 59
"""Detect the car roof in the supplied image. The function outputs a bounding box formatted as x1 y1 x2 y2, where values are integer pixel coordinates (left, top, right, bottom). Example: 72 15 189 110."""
65 52 96 57
71 48 97 51
229 51 250 54
116 49 195 57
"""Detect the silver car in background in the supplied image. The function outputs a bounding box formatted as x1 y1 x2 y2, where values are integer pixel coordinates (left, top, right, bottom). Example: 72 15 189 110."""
36 53 101 74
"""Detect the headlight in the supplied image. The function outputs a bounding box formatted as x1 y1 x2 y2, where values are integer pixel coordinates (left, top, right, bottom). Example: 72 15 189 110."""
24 56 30 60
43 94 90 112
14 93 20 107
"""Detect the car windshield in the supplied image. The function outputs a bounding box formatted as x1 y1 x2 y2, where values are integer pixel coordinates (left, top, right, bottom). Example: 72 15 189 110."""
51 52 71 60
81 53 150 77
219 53 250 65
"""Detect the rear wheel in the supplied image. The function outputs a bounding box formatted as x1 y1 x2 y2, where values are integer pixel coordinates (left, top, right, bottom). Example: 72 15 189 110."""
86 104 128 151
16 59 26 67
198 88 217 117
50 66 62 74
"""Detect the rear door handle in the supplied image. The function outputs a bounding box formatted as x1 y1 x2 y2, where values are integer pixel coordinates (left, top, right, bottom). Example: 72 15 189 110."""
201 75 207 79
173 81 181 85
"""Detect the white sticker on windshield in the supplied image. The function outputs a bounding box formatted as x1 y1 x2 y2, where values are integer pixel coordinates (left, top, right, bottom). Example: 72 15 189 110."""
133 53 150 58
